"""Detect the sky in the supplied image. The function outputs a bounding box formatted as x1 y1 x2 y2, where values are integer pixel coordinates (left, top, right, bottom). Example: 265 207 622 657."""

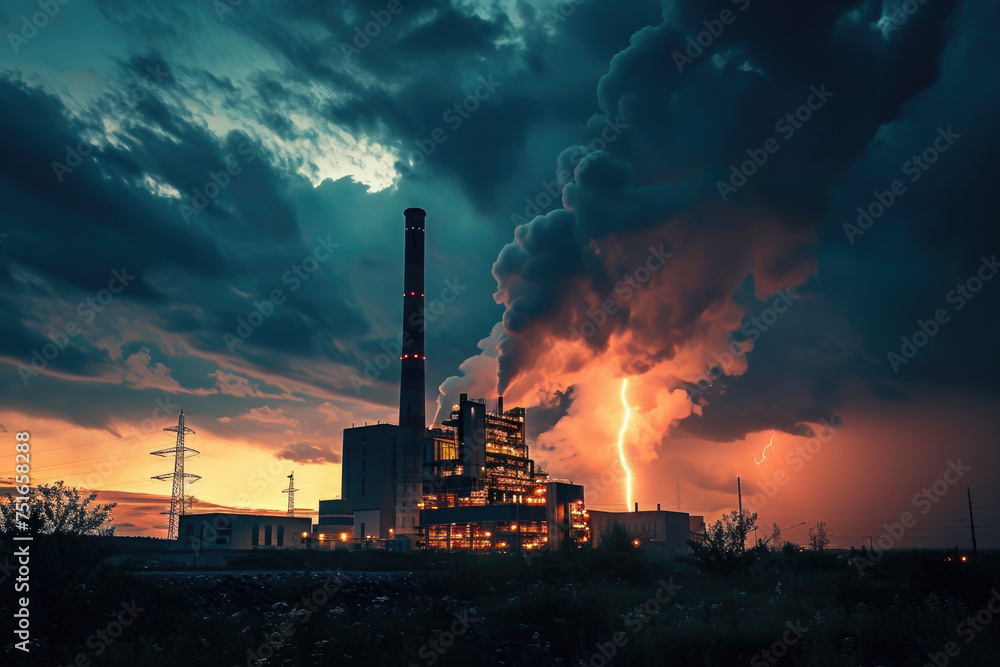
1 0 998 549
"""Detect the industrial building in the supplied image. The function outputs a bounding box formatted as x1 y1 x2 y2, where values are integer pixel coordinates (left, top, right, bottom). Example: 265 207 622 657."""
152 208 703 555
317 208 591 552
419 394 587 551
176 512 312 550
316 207 705 555
318 423 397 539
588 509 706 556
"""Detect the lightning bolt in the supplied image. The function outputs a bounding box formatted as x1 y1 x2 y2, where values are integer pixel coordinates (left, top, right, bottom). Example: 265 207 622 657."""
752 431 775 466
617 378 633 511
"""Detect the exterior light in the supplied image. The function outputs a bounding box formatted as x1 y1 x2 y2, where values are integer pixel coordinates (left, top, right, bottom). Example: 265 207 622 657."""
340 532 348 541
319 534 325 541
301 532 308 538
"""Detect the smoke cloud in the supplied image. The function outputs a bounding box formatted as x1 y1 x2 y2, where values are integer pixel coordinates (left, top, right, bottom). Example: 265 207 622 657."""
437 0 960 491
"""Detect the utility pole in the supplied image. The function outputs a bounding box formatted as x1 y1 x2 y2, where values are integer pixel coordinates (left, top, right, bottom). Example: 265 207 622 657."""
967 486 978 558
737 476 744 554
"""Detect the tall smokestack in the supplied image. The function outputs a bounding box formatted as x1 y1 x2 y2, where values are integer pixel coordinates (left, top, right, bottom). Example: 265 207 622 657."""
396 207 426 537
399 207 426 438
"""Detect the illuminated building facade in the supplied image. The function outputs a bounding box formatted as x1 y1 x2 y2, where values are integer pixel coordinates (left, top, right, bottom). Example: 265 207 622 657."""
317 208 592 552
418 394 590 551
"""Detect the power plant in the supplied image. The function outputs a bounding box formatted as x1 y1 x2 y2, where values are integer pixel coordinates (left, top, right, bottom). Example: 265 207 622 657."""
316 208 590 550
313 207 700 553
174 207 702 554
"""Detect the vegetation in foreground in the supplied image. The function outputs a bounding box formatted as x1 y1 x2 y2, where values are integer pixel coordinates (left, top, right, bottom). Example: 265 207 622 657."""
1 528 997 666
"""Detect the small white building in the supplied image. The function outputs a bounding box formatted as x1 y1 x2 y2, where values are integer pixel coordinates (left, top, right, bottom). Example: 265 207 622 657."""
176 513 312 550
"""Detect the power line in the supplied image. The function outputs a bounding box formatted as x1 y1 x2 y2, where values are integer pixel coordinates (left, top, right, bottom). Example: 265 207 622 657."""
184 414 292 451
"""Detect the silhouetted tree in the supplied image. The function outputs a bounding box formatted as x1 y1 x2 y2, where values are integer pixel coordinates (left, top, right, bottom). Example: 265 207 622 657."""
0 480 116 535
597 519 633 552
687 509 758 573
808 521 830 551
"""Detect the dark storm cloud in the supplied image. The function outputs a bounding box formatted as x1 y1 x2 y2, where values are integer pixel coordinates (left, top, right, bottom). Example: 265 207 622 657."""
631 0 1000 443
0 73 366 351
483 0 987 450
196 0 664 210
679 0 1000 441
0 67 377 431
2 0 996 466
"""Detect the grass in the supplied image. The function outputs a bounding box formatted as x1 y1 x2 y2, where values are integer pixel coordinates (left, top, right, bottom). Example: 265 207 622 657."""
1 535 997 666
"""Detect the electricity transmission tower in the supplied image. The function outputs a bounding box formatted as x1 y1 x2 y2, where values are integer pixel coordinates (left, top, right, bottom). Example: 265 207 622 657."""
283 472 299 516
151 410 200 540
